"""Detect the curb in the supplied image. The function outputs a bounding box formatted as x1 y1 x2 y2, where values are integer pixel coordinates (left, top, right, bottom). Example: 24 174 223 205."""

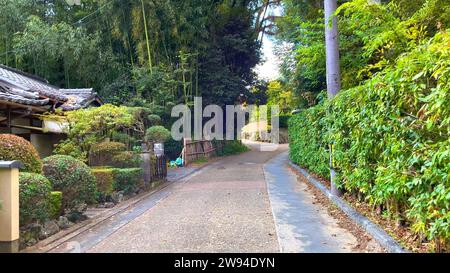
288 161 408 253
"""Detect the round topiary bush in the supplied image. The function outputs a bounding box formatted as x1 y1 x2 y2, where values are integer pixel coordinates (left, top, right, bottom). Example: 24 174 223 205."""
43 155 97 210
19 173 52 226
147 114 162 126
146 126 171 143
0 134 42 173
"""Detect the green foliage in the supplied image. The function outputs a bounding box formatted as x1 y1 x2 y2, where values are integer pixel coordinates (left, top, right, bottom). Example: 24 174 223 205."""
89 141 127 167
112 168 144 194
132 66 176 106
289 30 450 247
91 168 115 196
111 151 142 168
53 140 87 162
332 30 450 243
192 156 209 164
48 191 63 219
267 81 299 115
277 0 450 105
43 155 97 210
0 134 42 174
217 141 250 156
90 141 127 155
289 106 330 179
146 126 171 143
54 105 143 161
13 15 119 91
147 114 162 126
19 173 52 226
1 0 262 111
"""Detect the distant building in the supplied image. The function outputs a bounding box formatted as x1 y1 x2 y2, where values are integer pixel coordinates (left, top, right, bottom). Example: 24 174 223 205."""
0 65 102 157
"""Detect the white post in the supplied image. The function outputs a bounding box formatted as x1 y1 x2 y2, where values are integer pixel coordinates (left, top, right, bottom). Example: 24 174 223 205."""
325 0 343 196
325 0 341 99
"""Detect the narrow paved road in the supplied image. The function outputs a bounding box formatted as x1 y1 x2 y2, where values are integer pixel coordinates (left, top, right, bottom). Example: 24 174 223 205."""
44 142 379 253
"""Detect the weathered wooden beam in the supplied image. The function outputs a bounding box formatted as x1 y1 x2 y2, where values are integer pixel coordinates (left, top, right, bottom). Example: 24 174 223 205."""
0 100 48 113
0 109 34 124
8 124 44 132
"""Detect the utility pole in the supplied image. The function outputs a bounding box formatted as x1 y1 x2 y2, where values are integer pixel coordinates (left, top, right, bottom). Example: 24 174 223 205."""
324 0 343 196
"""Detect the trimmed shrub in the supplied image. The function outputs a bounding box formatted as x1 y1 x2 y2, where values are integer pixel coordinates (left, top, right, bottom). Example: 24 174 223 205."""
111 151 142 168
43 155 97 210
89 141 127 167
91 168 114 195
19 173 52 226
48 191 63 219
146 126 171 143
90 140 141 168
90 141 127 155
147 114 162 126
0 134 42 173
111 131 135 144
112 168 143 194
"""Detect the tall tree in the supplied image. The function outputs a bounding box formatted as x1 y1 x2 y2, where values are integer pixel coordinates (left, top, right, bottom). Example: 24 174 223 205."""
324 0 343 196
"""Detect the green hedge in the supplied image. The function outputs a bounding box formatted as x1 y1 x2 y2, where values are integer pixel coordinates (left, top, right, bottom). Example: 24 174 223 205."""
92 167 144 197
289 31 450 246
112 168 143 194
91 168 115 196
288 105 329 179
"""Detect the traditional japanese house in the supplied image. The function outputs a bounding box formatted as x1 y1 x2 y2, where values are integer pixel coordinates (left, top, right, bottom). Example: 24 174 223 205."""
0 65 102 157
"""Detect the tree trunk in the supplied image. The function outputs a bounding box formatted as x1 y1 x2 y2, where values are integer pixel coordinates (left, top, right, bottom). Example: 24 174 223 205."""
325 0 341 99
325 0 343 196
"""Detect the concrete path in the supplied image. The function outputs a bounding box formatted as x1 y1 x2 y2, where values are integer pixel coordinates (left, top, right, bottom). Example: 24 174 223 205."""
41 143 377 253
264 152 361 253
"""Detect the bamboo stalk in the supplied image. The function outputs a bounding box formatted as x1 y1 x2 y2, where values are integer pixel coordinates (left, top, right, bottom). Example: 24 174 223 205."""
141 0 153 74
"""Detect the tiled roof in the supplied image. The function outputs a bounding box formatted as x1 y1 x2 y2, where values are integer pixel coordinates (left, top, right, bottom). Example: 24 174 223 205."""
60 88 100 111
0 65 101 111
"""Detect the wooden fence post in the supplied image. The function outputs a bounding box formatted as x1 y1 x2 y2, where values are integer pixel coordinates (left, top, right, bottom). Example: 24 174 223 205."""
0 161 22 253
183 138 189 166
